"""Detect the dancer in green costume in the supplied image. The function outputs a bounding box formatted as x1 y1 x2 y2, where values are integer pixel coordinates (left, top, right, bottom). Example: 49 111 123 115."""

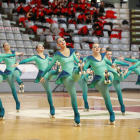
0 50 23 120
83 43 119 125
0 42 24 112
105 47 130 115
118 56 140 85
40 38 82 127
75 51 93 111
12 44 59 119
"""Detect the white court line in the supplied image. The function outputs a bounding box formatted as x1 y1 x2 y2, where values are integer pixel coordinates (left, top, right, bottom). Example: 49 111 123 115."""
8 109 140 120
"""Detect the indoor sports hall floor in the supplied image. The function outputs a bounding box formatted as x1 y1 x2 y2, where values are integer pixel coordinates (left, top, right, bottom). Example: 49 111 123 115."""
0 91 140 140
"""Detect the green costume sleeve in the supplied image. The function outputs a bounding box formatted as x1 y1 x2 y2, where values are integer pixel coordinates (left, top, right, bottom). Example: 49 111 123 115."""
83 56 88 62
0 53 15 58
114 59 129 66
42 55 58 77
124 70 133 79
124 58 138 63
19 56 37 64
104 57 112 66
128 61 140 70
0 58 4 63
48 56 52 61
73 53 79 63
84 59 91 71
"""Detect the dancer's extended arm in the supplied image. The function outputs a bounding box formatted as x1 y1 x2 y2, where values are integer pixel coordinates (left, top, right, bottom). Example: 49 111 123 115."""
42 55 58 77
104 57 113 66
11 56 37 67
114 59 129 66
128 61 140 71
124 58 138 63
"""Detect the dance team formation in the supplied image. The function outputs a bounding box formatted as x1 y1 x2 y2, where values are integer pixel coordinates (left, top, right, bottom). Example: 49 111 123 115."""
0 37 139 127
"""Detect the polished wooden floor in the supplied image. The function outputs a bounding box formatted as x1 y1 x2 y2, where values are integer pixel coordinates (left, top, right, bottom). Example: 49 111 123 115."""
0 91 140 140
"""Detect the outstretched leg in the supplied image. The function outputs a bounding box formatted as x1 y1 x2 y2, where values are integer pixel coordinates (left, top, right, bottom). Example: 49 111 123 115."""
95 80 115 124
112 80 125 114
78 78 89 111
0 99 5 120
6 74 20 111
13 70 23 85
63 77 80 126
13 70 24 92
42 77 55 116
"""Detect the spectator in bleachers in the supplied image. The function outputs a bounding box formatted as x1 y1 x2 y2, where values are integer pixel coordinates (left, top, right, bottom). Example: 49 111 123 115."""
75 0 82 12
91 0 98 9
36 9 46 22
99 1 105 14
92 17 104 37
52 0 58 9
26 8 35 21
68 4 76 18
68 0 76 8
46 4 54 17
61 4 68 17
24 2 32 13
84 6 90 15
32 6 38 13
90 6 98 19
17 3 25 14
54 5 62 17
32 4 38 12
77 11 86 24
84 0 91 9
86 12 92 24
40 4 47 12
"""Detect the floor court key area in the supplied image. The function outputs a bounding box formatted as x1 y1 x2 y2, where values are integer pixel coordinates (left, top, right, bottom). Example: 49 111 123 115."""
0 91 140 140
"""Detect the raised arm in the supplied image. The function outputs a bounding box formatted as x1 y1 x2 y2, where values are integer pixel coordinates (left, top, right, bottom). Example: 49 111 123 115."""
118 55 138 63
19 56 37 64
128 61 140 71
124 58 138 63
11 56 37 67
114 59 129 66
42 55 58 77
0 53 15 58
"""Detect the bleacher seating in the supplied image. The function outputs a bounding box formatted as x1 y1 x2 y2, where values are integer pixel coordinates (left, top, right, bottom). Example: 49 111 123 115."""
0 0 136 68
